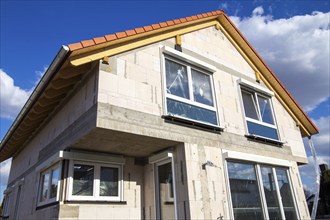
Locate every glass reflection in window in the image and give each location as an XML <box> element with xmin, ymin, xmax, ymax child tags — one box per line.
<box><xmin>73</xmin><ymin>164</ymin><xmax>94</xmax><ymax>196</ymax></box>
<box><xmin>227</xmin><ymin>162</ymin><xmax>264</xmax><ymax>220</ymax></box>
<box><xmin>165</xmin><ymin>59</ymin><xmax>189</xmax><ymax>99</ymax></box>
<box><xmin>100</xmin><ymin>167</ymin><xmax>119</xmax><ymax>197</ymax></box>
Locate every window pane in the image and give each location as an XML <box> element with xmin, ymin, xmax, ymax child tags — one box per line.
<box><xmin>167</xmin><ymin>98</ymin><xmax>217</xmax><ymax>125</ymax></box>
<box><xmin>227</xmin><ymin>162</ymin><xmax>264</xmax><ymax>220</ymax></box>
<box><xmin>40</xmin><ymin>173</ymin><xmax>50</xmax><ymax>202</ymax></box>
<box><xmin>242</xmin><ymin>91</ymin><xmax>259</xmax><ymax>120</ymax></box>
<box><xmin>50</xmin><ymin>168</ymin><xmax>59</xmax><ymax>199</ymax></box>
<box><xmin>165</xmin><ymin>59</ymin><xmax>189</xmax><ymax>99</ymax></box>
<box><xmin>260</xmin><ymin>167</ymin><xmax>282</xmax><ymax>220</ymax></box>
<box><xmin>157</xmin><ymin>162</ymin><xmax>175</xmax><ymax>220</ymax></box>
<box><xmin>257</xmin><ymin>96</ymin><xmax>274</xmax><ymax>125</ymax></box>
<box><xmin>276</xmin><ymin>168</ymin><xmax>297</xmax><ymax>220</ymax></box>
<box><xmin>73</xmin><ymin>164</ymin><xmax>94</xmax><ymax>196</ymax></box>
<box><xmin>100</xmin><ymin>167</ymin><xmax>119</xmax><ymax>197</ymax></box>
<box><xmin>247</xmin><ymin>121</ymin><xmax>279</xmax><ymax>140</ymax></box>
<box><xmin>191</xmin><ymin>69</ymin><xmax>214</xmax><ymax>106</ymax></box>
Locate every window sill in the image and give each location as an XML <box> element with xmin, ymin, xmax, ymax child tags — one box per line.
<box><xmin>162</xmin><ymin>115</ymin><xmax>223</xmax><ymax>133</ymax></box>
<box><xmin>64</xmin><ymin>200</ymin><xmax>127</xmax><ymax>205</ymax></box>
<box><xmin>36</xmin><ymin>201</ymin><xmax>59</xmax><ymax>210</ymax></box>
<box><xmin>245</xmin><ymin>134</ymin><xmax>285</xmax><ymax>146</ymax></box>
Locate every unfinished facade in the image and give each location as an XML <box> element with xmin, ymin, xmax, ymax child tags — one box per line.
<box><xmin>0</xmin><ymin>10</ymin><xmax>318</xmax><ymax>220</ymax></box>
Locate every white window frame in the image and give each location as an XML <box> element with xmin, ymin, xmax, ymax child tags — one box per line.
<box><xmin>238</xmin><ymin>79</ymin><xmax>280</xmax><ymax>141</ymax></box>
<box><xmin>67</xmin><ymin>160</ymin><xmax>123</xmax><ymax>201</ymax></box>
<box><xmin>149</xmin><ymin>151</ymin><xmax>177</xmax><ymax>220</ymax></box>
<box><xmin>2</xmin><ymin>188</ymin><xmax>12</xmax><ymax>217</ymax></box>
<box><xmin>223</xmin><ymin>150</ymin><xmax>300</xmax><ymax>220</ymax></box>
<box><xmin>37</xmin><ymin>163</ymin><xmax>60</xmax><ymax>207</ymax></box>
<box><xmin>161</xmin><ymin>46</ymin><xmax>220</xmax><ymax>127</ymax></box>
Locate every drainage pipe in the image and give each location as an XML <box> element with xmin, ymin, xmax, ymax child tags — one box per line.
<box><xmin>308</xmin><ymin>137</ymin><xmax>320</xmax><ymax>220</ymax></box>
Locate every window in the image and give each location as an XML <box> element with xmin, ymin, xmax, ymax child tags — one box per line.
<box><xmin>227</xmin><ymin>161</ymin><xmax>298</xmax><ymax>220</ymax></box>
<box><xmin>164</xmin><ymin>56</ymin><xmax>218</xmax><ymax>126</ymax></box>
<box><xmin>241</xmin><ymin>88</ymin><xmax>279</xmax><ymax>140</ymax></box>
<box><xmin>2</xmin><ymin>191</ymin><xmax>11</xmax><ymax>217</ymax></box>
<box><xmin>38</xmin><ymin>164</ymin><xmax>59</xmax><ymax>206</ymax></box>
<box><xmin>68</xmin><ymin>161</ymin><xmax>122</xmax><ymax>201</ymax></box>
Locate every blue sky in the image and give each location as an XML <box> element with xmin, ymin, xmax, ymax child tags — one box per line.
<box><xmin>0</xmin><ymin>0</ymin><xmax>329</xmax><ymax>202</ymax></box>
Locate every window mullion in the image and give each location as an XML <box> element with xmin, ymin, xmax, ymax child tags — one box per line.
<box><xmin>254</xmin><ymin>93</ymin><xmax>262</xmax><ymax>121</ymax></box>
<box><xmin>273</xmin><ymin>168</ymin><xmax>286</xmax><ymax>220</ymax></box>
<box><xmin>48</xmin><ymin>170</ymin><xmax>53</xmax><ymax>200</ymax></box>
<box><xmin>256</xmin><ymin>165</ymin><xmax>269</xmax><ymax>220</ymax></box>
<box><xmin>187</xmin><ymin>66</ymin><xmax>194</xmax><ymax>101</ymax></box>
<box><xmin>94</xmin><ymin>165</ymin><xmax>100</xmax><ymax>199</ymax></box>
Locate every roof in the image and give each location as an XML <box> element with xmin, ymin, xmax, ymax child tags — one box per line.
<box><xmin>0</xmin><ymin>10</ymin><xmax>319</xmax><ymax>162</ymax></box>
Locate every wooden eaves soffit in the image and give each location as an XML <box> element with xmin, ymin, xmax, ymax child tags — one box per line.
<box><xmin>0</xmin><ymin>10</ymin><xmax>318</xmax><ymax>162</ymax></box>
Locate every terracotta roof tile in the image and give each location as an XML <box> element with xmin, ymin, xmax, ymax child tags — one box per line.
<box><xmin>151</xmin><ymin>24</ymin><xmax>160</xmax><ymax>30</ymax></box>
<box><xmin>68</xmin><ymin>10</ymin><xmax>225</xmax><ymax>51</ymax></box>
<box><xmin>191</xmin><ymin>15</ymin><xmax>198</xmax><ymax>20</ymax></box>
<box><xmin>135</xmin><ymin>27</ymin><xmax>145</xmax><ymax>34</ymax></box>
<box><xmin>197</xmin><ymin>14</ymin><xmax>203</xmax><ymax>19</ymax></box>
<box><xmin>68</xmin><ymin>42</ymin><xmax>83</xmax><ymax>51</ymax></box>
<box><xmin>93</xmin><ymin>37</ymin><xmax>106</xmax><ymax>44</ymax></box>
<box><xmin>159</xmin><ymin>22</ymin><xmax>168</xmax><ymax>28</ymax></box>
<box><xmin>143</xmin><ymin>26</ymin><xmax>153</xmax><ymax>32</ymax></box>
<box><xmin>116</xmin><ymin>32</ymin><xmax>127</xmax><ymax>39</ymax></box>
<box><xmin>166</xmin><ymin>20</ymin><xmax>175</xmax><ymax>26</ymax></box>
<box><xmin>151</xmin><ymin>24</ymin><xmax>161</xmax><ymax>29</ymax></box>
<box><xmin>105</xmin><ymin>34</ymin><xmax>117</xmax><ymax>41</ymax></box>
<box><xmin>81</xmin><ymin>40</ymin><xmax>95</xmax><ymax>47</ymax></box>
<box><xmin>179</xmin><ymin>18</ymin><xmax>187</xmax><ymax>23</ymax></box>
<box><xmin>186</xmin><ymin>16</ymin><xmax>193</xmax><ymax>21</ymax></box>
<box><xmin>125</xmin><ymin>30</ymin><xmax>136</xmax><ymax>36</ymax></box>
<box><xmin>216</xmin><ymin>10</ymin><xmax>223</xmax><ymax>15</ymax></box>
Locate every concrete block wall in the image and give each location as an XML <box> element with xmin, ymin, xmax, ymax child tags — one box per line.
<box><xmin>273</xmin><ymin>98</ymin><xmax>306</xmax><ymax>159</ymax></box>
<box><xmin>184</xmin><ymin>143</ymin><xmax>230</xmax><ymax>220</ymax></box>
<box><xmin>290</xmin><ymin>161</ymin><xmax>311</xmax><ymax>220</ymax></box>
<box><xmin>6</xmin><ymin>67</ymin><xmax>98</xmax><ymax>220</ymax></box>
<box><xmin>97</xmin><ymin>39</ymin><xmax>176</xmax><ymax>117</ymax></box>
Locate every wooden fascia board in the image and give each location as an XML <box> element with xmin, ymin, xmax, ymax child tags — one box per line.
<box><xmin>217</xmin><ymin>14</ymin><xmax>318</xmax><ymax>137</ymax></box>
<box><xmin>68</xmin><ymin>17</ymin><xmax>219</xmax><ymax>66</ymax></box>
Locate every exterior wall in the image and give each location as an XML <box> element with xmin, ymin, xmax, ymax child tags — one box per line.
<box><xmin>95</xmin><ymin>26</ymin><xmax>309</xmax><ymax>219</ymax></box>
<box><xmin>5</xmin><ymin>66</ymin><xmax>98</xmax><ymax>220</ymax></box>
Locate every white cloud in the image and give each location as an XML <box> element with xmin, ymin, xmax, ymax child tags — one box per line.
<box><xmin>312</xmin><ymin>116</ymin><xmax>330</xmax><ymax>153</ymax></box>
<box><xmin>230</xmin><ymin>9</ymin><xmax>330</xmax><ymax>112</ymax></box>
<box><xmin>252</xmin><ymin>6</ymin><xmax>264</xmax><ymax>16</ymax></box>
<box><xmin>0</xmin><ymin>68</ymin><xmax>47</xmax><ymax>120</ymax></box>
<box><xmin>0</xmin><ymin>158</ymin><xmax>11</xmax><ymax>186</ymax></box>
<box><xmin>0</xmin><ymin>158</ymin><xmax>12</xmax><ymax>201</ymax></box>
<box><xmin>0</xmin><ymin>69</ymin><xmax>31</xmax><ymax>119</ymax></box>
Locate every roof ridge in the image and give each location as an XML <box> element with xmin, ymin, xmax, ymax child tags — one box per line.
<box><xmin>68</xmin><ymin>10</ymin><xmax>224</xmax><ymax>51</ymax></box>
